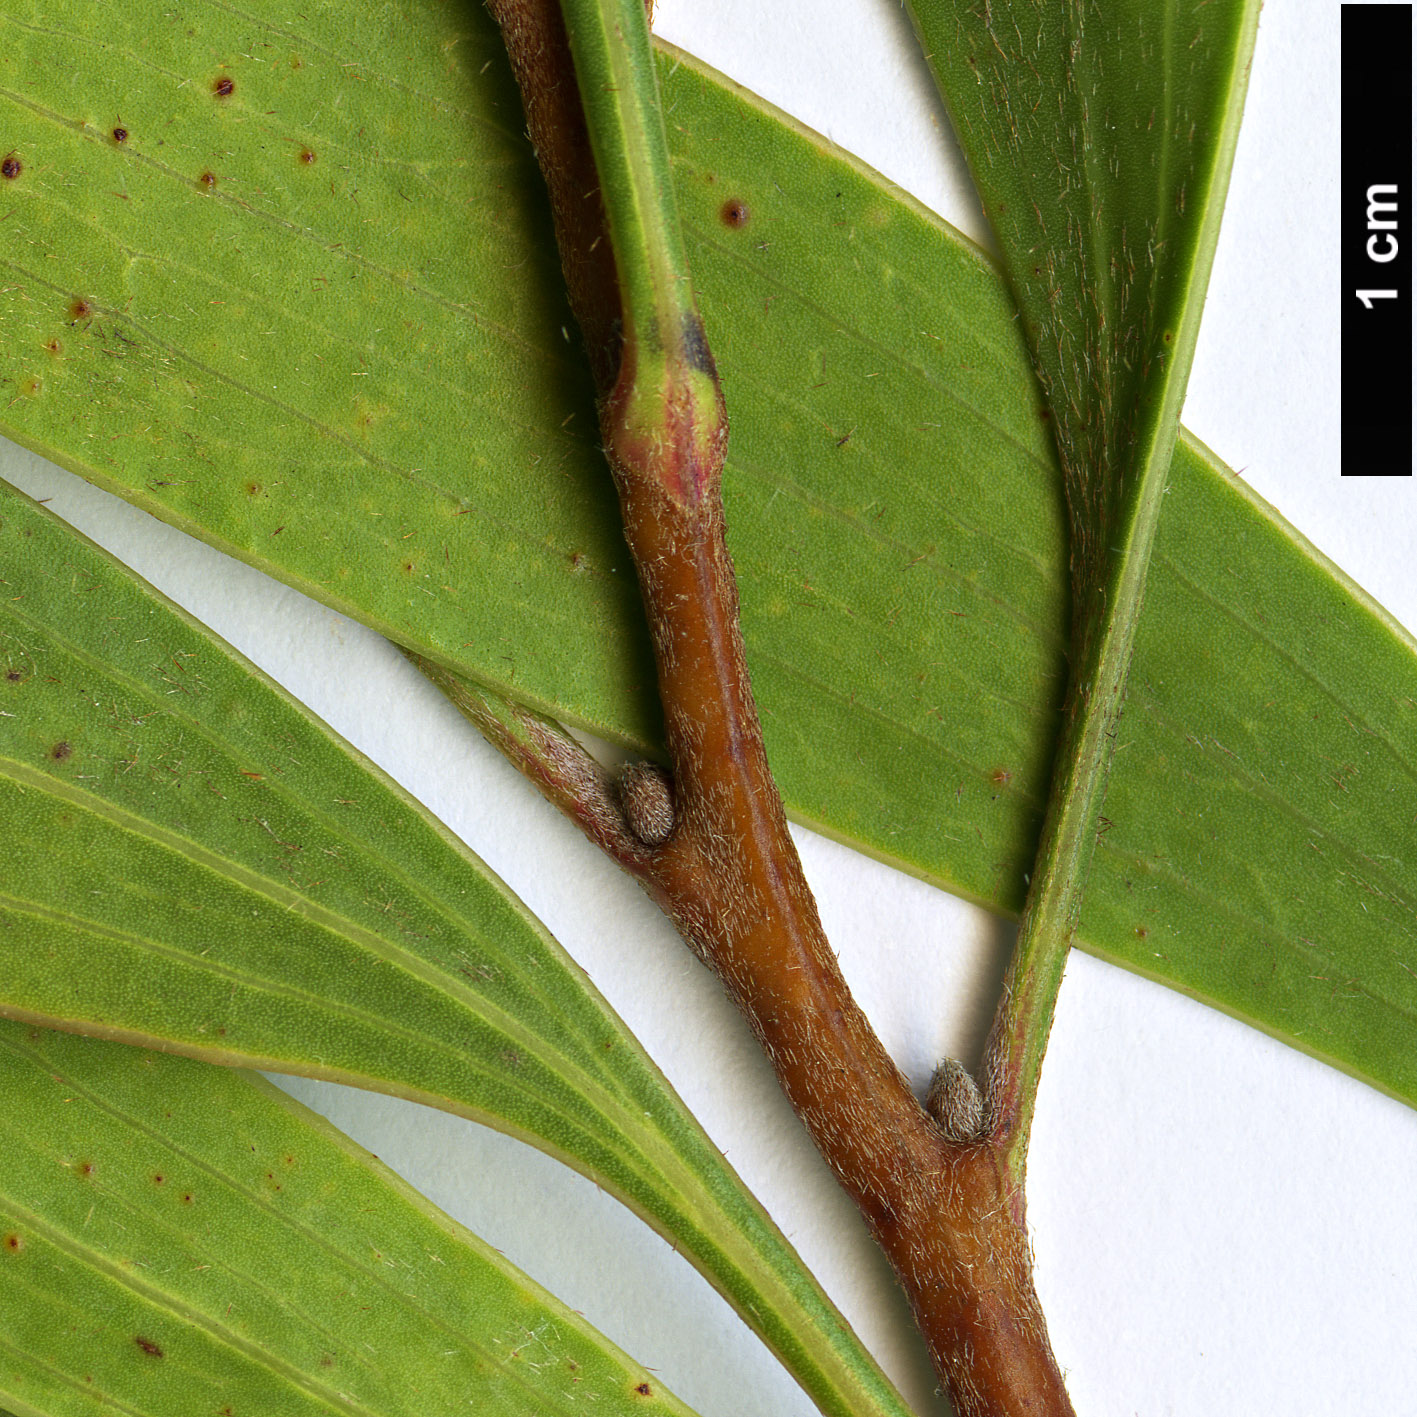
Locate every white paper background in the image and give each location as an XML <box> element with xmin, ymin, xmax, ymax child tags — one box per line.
<box><xmin>3</xmin><ymin>1</ymin><xmax>1415</xmax><ymax>1413</ymax></box>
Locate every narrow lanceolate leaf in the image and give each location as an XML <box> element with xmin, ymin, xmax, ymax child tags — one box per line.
<box><xmin>0</xmin><ymin>480</ymin><xmax>915</xmax><ymax>1417</ymax></box>
<box><xmin>0</xmin><ymin>2</ymin><xmax>1415</xmax><ymax>1110</ymax></box>
<box><xmin>901</xmin><ymin>0</ymin><xmax>1262</xmax><ymax>1152</ymax></box>
<box><xmin>0</xmin><ymin>1022</ymin><xmax>700</xmax><ymax>1417</ymax></box>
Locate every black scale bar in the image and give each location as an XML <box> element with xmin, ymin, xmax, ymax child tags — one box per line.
<box><xmin>1342</xmin><ymin>3</ymin><xmax>1413</xmax><ymax>475</ymax></box>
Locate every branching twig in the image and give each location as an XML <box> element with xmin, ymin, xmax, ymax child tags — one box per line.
<box><xmin>446</xmin><ymin>1</ymin><xmax>1079</xmax><ymax>1411</ymax></box>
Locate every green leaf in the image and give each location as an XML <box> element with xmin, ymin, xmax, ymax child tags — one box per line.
<box><xmin>896</xmin><ymin>0</ymin><xmax>1262</xmax><ymax>1153</ymax></box>
<box><xmin>904</xmin><ymin>0</ymin><xmax>1259</xmax><ymax>604</ymax></box>
<box><xmin>0</xmin><ymin>0</ymin><xmax>1414</xmax><ymax>1112</ymax></box>
<box><xmin>0</xmin><ymin>478</ymin><xmax>913</xmax><ymax>1417</ymax></box>
<box><xmin>0</xmin><ymin>1020</ymin><xmax>699</xmax><ymax>1416</ymax></box>
<box><xmin>0</xmin><ymin>0</ymin><xmax>655</xmax><ymax>734</ymax></box>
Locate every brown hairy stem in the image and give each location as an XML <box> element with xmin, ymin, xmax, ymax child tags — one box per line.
<box><xmin>603</xmin><ymin>474</ymin><xmax>1073</xmax><ymax>1416</ymax></box>
<box><xmin>475</xmin><ymin>2</ymin><xmax>1076</xmax><ymax>1411</ymax></box>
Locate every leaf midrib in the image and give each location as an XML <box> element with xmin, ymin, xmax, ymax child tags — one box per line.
<box><xmin>0</xmin><ymin>1327</ymin><xmax>152</xmax><ymax>1417</ymax></box>
<box><xmin>0</xmin><ymin>1201</ymin><xmax>382</xmax><ymax>1417</ymax></box>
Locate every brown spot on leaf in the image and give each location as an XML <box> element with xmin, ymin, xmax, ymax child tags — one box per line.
<box><xmin>68</xmin><ymin>298</ymin><xmax>92</xmax><ymax>324</ymax></box>
<box><xmin>634</xmin><ymin>1383</ymin><xmax>652</xmax><ymax>1397</ymax></box>
<box><xmin>50</xmin><ymin>741</ymin><xmax>73</xmax><ymax>762</ymax></box>
<box><xmin>5</xmin><ymin>670</ymin><xmax>21</xmax><ymax>683</ymax></box>
<box><xmin>1</xmin><ymin>153</ymin><xmax>21</xmax><ymax>180</ymax></box>
<box><xmin>152</xmin><ymin>1172</ymin><xmax>165</xmax><ymax>1185</ymax></box>
<box><xmin>43</xmin><ymin>338</ymin><xmax>61</xmax><ymax>356</ymax></box>
<box><xmin>988</xmin><ymin>766</ymin><xmax>1012</xmax><ymax>790</ymax></box>
<box><xmin>181</xmin><ymin>1192</ymin><xmax>193</xmax><ymax>1204</ymax></box>
<box><xmin>1134</xmin><ymin>926</ymin><xmax>1149</xmax><ymax>940</ymax></box>
<box><xmin>245</xmin><ymin>481</ymin><xmax>262</xmax><ymax>497</ymax></box>
<box><xmin>213</xmin><ymin>76</ymin><xmax>236</xmax><ymax>98</ymax></box>
<box><xmin>134</xmin><ymin>1335</ymin><xmax>163</xmax><ymax>1358</ymax></box>
<box><xmin>112</xmin><ymin>127</ymin><xmax>129</xmax><ymax>145</ymax></box>
<box><xmin>719</xmin><ymin>198</ymin><xmax>749</xmax><ymax>229</ymax></box>
<box><xmin>77</xmin><ymin>1160</ymin><xmax>95</xmax><ymax>1178</ymax></box>
<box><xmin>298</xmin><ymin>148</ymin><xmax>316</xmax><ymax>165</ymax></box>
<box><xmin>198</xmin><ymin>170</ymin><xmax>217</xmax><ymax>190</ymax></box>
<box><xmin>3</xmin><ymin>1233</ymin><xmax>23</xmax><ymax>1253</ymax></box>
